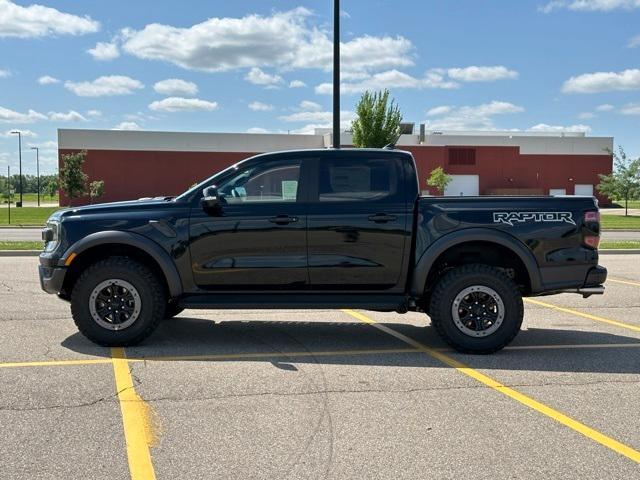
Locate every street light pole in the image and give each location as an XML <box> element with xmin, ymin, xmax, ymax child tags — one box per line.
<box><xmin>31</xmin><ymin>147</ymin><xmax>40</xmax><ymax>206</ymax></box>
<box><xmin>333</xmin><ymin>0</ymin><xmax>340</xmax><ymax>149</ymax></box>
<box><xmin>7</xmin><ymin>165</ymin><xmax>10</xmax><ymax>224</ymax></box>
<box><xmin>10</xmin><ymin>130</ymin><xmax>22</xmax><ymax>207</ymax></box>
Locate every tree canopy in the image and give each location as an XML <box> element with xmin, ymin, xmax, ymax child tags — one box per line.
<box><xmin>351</xmin><ymin>89</ymin><xmax>403</xmax><ymax>148</ymax></box>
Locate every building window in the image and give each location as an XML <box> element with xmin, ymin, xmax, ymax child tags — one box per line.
<box><xmin>448</xmin><ymin>148</ymin><xmax>476</xmax><ymax>165</ymax></box>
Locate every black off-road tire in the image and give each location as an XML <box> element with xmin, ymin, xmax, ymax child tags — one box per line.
<box><xmin>428</xmin><ymin>264</ymin><xmax>524</xmax><ymax>354</ymax></box>
<box><xmin>70</xmin><ymin>256</ymin><xmax>166</xmax><ymax>346</ymax></box>
<box><xmin>165</xmin><ymin>302</ymin><xmax>184</xmax><ymax>319</ymax></box>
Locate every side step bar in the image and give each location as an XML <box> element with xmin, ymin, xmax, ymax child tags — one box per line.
<box><xmin>180</xmin><ymin>293</ymin><xmax>409</xmax><ymax>312</ymax></box>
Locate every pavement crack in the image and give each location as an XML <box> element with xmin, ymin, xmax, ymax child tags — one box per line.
<box><xmin>141</xmin><ymin>377</ymin><xmax>640</xmax><ymax>404</ymax></box>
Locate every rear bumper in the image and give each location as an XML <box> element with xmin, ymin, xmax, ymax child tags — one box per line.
<box><xmin>584</xmin><ymin>265</ymin><xmax>607</xmax><ymax>287</ymax></box>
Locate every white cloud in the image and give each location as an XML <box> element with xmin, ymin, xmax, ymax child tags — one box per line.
<box><xmin>540</xmin><ymin>0</ymin><xmax>640</xmax><ymax>13</ymax></box>
<box><xmin>153</xmin><ymin>78</ymin><xmax>198</xmax><ymax>96</ymax></box>
<box><xmin>64</xmin><ymin>75</ymin><xmax>144</xmax><ymax>97</ymax></box>
<box><xmin>578</xmin><ymin>112</ymin><xmax>596</xmax><ymax>119</ymax></box>
<box><xmin>529</xmin><ymin>123</ymin><xmax>592</xmax><ymax>133</ymax></box>
<box><xmin>148</xmin><ymin>97</ymin><xmax>218</xmax><ymax>112</ymax></box>
<box><xmin>299</xmin><ymin>100</ymin><xmax>322</xmax><ymax>111</ymax></box>
<box><xmin>248</xmin><ymin>101</ymin><xmax>273</xmax><ymax>111</ymax></box>
<box><xmin>619</xmin><ymin>103</ymin><xmax>640</xmax><ymax>114</ymax></box>
<box><xmin>0</xmin><ymin>105</ymin><xmax>47</xmax><ymax>123</ymax></box>
<box><xmin>596</xmin><ymin>103</ymin><xmax>615</xmax><ymax>111</ymax></box>
<box><xmin>0</xmin><ymin>0</ymin><xmax>99</xmax><ymax>38</ymax></box>
<box><xmin>278</xmin><ymin>100</ymin><xmax>355</xmax><ymax>134</ymax></box>
<box><xmin>87</xmin><ymin>109</ymin><xmax>102</xmax><ymax>117</ymax></box>
<box><xmin>0</xmin><ymin>69</ymin><xmax>10</xmax><ymax>78</ymax></box>
<box><xmin>315</xmin><ymin>69</ymin><xmax>459</xmax><ymax>95</ymax></box>
<box><xmin>562</xmin><ymin>69</ymin><xmax>640</xmax><ymax>93</ymax></box>
<box><xmin>628</xmin><ymin>34</ymin><xmax>640</xmax><ymax>48</ymax></box>
<box><xmin>245</xmin><ymin>67</ymin><xmax>283</xmax><ymax>87</ymax></box>
<box><xmin>48</xmin><ymin>110</ymin><xmax>87</xmax><ymax>122</ymax></box>
<box><xmin>447</xmin><ymin>66</ymin><xmax>518</xmax><ymax>82</ymax></box>
<box><xmin>29</xmin><ymin>140</ymin><xmax>57</xmax><ymax>149</ymax></box>
<box><xmin>1</xmin><ymin>129</ymin><xmax>37</xmax><ymax>137</ymax></box>
<box><xmin>120</xmin><ymin>8</ymin><xmax>413</xmax><ymax>75</ymax></box>
<box><xmin>87</xmin><ymin>41</ymin><xmax>120</xmax><ymax>61</ymax></box>
<box><xmin>38</xmin><ymin>75</ymin><xmax>59</xmax><ymax>85</ymax></box>
<box><xmin>113</xmin><ymin>121</ymin><xmax>141</xmax><ymax>130</ymax></box>
<box><xmin>424</xmin><ymin>101</ymin><xmax>524</xmax><ymax>130</ymax></box>
<box><xmin>426</xmin><ymin>106</ymin><xmax>453</xmax><ymax>116</ymax></box>
<box><xmin>246</xmin><ymin>127</ymin><xmax>270</xmax><ymax>134</ymax></box>
<box><xmin>289</xmin><ymin>80</ymin><xmax>306</xmax><ymax>88</ymax></box>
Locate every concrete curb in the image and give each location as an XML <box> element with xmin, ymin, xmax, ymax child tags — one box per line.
<box><xmin>0</xmin><ymin>250</ymin><xmax>40</xmax><ymax>257</ymax></box>
<box><xmin>599</xmin><ymin>249</ymin><xmax>640</xmax><ymax>255</ymax></box>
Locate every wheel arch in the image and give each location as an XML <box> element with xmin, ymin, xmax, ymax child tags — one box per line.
<box><xmin>410</xmin><ymin>228</ymin><xmax>541</xmax><ymax>299</ymax></box>
<box><xmin>60</xmin><ymin>231</ymin><xmax>183</xmax><ymax>299</ymax></box>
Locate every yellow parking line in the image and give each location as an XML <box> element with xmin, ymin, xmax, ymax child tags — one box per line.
<box><xmin>524</xmin><ymin>298</ymin><xmax>640</xmax><ymax>333</ymax></box>
<box><xmin>0</xmin><ymin>358</ymin><xmax>114</xmax><ymax>368</ymax></box>
<box><xmin>342</xmin><ymin>309</ymin><xmax>640</xmax><ymax>464</ymax></box>
<box><xmin>111</xmin><ymin>347</ymin><xmax>157</xmax><ymax>480</ymax></box>
<box><xmin>608</xmin><ymin>277</ymin><xmax>640</xmax><ymax>288</ymax></box>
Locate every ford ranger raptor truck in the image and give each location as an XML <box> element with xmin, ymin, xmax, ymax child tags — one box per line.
<box><xmin>39</xmin><ymin>148</ymin><xmax>607</xmax><ymax>353</ymax></box>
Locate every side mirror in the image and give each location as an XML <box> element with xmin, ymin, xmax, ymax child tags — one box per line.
<box><xmin>201</xmin><ymin>186</ymin><xmax>220</xmax><ymax>210</ymax></box>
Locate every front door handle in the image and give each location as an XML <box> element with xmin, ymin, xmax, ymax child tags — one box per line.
<box><xmin>269</xmin><ymin>215</ymin><xmax>298</xmax><ymax>225</ymax></box>
<box><xmin>368</xmin><ymin>213</ymin><xmax>397</xmax><ymax>223</ymax></box>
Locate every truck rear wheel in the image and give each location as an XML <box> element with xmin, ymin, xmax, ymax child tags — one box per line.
<box><xmin>428</xmin><ymin>264</ymin><xmax>523</xmax><ymax>354</ymax></box>
<box><xmin>70</xmin><ymin>256</ymin><xmax>166</xmax><ymax>346</ymax></box>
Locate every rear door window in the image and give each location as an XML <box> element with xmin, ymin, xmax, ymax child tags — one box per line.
<box><xmin>318</xmin><ymin>157</ymin><xmax>399</xmax><ymax>202</ymax></box>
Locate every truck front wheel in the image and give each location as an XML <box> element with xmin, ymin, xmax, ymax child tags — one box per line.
<box><xmin>428</xmin><ymin>264</ymin><xmax>523</xmax><ymax>354</ymax></box>
<box><xmin>70</xmin><ymin>256</ymin><xmax>166</xmax><ymax>346</ymax></box>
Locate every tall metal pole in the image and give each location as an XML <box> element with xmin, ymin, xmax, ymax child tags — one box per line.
<box><xmin>10</xmin><ymin>130</ymin><xmax>22</xmax><ymax>207</ymax></box>
<box><xmin>32</xmin><ymin>147</ymin><xmax>40</xmax><ymax>206</ymax></box>
<box><xmin>7</xmin><ymin>165</ymin><xmax>10</xmax><ymax>225</ymax></box>
<box><xmin>333</xmin><ymin>0</ymin><xmax>340</xmax><ymax>149</ymax></box>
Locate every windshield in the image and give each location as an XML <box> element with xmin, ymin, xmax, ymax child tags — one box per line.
<box><xmin>174</xmin><ymin>161</ymin><xmax>243</xmax><ymax>202</ymax></box>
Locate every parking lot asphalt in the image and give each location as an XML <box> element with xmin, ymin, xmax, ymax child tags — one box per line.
<box><xmin>1</xmin><ymin>255</ymin><xmax>639</xmax><ymax>479</ymax></box>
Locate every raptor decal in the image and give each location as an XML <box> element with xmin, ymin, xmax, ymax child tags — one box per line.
<box><xmin>493</xmin><ymin>211</ymin><xmax>576</xmax><ymax>227</ymax></box>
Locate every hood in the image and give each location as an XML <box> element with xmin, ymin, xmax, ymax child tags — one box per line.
<box><xmin>59</xmin><ymin>197</ymin><xmax>176</xmax><ymax>217</ymax></box>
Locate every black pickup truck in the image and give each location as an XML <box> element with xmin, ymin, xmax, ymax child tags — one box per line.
<box><xmin>39</xmin><ymin>148</ymin><xmax>606</xmax><ymax>353</ymax></box>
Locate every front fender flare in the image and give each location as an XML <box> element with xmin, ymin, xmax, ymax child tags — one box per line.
<box><xmin>410</xmin><ymin>228</ymin><xmax>542</xmax><ymax>296</ymax></box>
<box><xmin>61</xmin><ymin>230</ymin><xmax>183</xmax><ymax>298</ymax></box>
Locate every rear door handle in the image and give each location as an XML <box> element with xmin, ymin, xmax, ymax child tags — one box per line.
<box><xmin>368</xmin><ymin>213</ymin><xmax>397</xmax><ymax>223</ymax></box>
<box><xmin>269</xmin><ymin>215</ymin><xmax>298</xmax><ymax>225</ymax></box>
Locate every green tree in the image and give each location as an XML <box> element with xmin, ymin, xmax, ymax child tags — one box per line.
<box><xmin>89</xmin><ymin>180</ymin><xmax>105</xmax><ymax>204</ymax></box>
<box><xmin>44</xmin><ymin>177</ymin><xmax>58</xmax><ymax>200</ymax></box>
<box><xmin>597</xmin><ymin>147</ymin><xmax>640</xmax><ymax>216</ymax></box>
<box><xmin>427</xmin><ymin>167</ymin><xmax>452</xmax><ymax>195</ymax></box>
<box><xmin>59</xmin><ymin>150</ymin><xmax>88</xmax><ymax>204</ymax></box>
<box><xmin>351</xmin><ymin>89</ymin><xmax>403</xmax><ymax>148</ymax></box>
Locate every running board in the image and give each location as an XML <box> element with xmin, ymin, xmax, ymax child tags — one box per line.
<box><xmin>180</xmin><ymin>293</ymin><xmax>408</xmax><ymax>312</ymax></box>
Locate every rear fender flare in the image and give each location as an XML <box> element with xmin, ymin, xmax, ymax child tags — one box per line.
<box><xmin>410</xmin><ymin>228</ymin><xmax>541</xmax><ymax>296</ymax></box>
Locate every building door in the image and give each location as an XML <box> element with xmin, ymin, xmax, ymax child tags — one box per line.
<box><xmin>549</xmin><ymin>188</ymin><xmax>566</xmax><ymax>196</ymax></box>
<box><xmin>574</xmin><ymin>184</ymin><xmax>594</xmax><ymax>196</ymax></box>
<box><xmin>444</xmin><ymin>175</ymin><xmax>480</xmax><ymax>196</ymax></box>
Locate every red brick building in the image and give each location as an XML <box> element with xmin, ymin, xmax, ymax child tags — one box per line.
<box><xmin>58</xmin><ymin>128</ymin><xmax>613</xmax><ymax>206</ymax></box>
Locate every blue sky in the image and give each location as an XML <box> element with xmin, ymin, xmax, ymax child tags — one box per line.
<box><xmin>1</xmin><ymin>0</ymin><xmax>639</xmax><ymax>174</ymax></box>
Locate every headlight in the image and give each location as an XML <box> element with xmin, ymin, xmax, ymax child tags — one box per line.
<box><xmin>42</xmin><ymin>219</ymin><xmax>60</xmax><ymax>252</ymax></box>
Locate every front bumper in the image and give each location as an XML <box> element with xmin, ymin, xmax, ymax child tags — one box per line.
<box><xmin>38</xmin><ymin>253</ymin><xmax>67</xmax><ymax>294</ymax></box>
